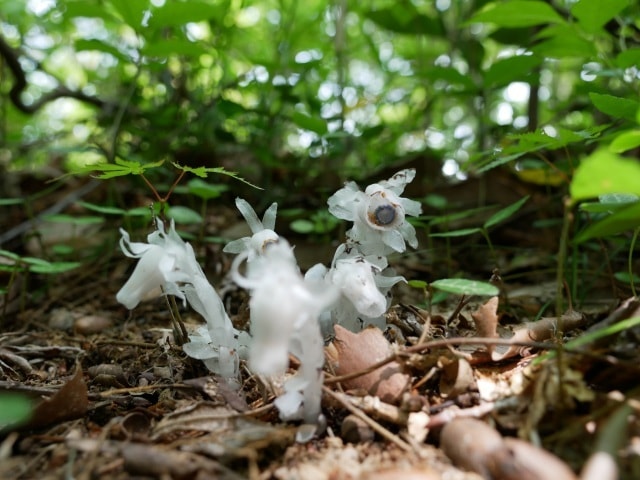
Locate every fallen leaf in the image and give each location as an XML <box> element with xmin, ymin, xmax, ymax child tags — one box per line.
<box><xmin>326</xmin><ymin>325</ymin><xmax>410</xmax><ymax>403</ymax></box>
<box><xmin>27</xmin><ymin>368</ymin><xmax>88</xmax><ymax>429</ymax></box>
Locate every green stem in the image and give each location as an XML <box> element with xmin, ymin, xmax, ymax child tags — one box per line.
<box><xmin>629</xmin><ymin>227</ymin><xmax>639</xmax><ymax>298</ymax></box>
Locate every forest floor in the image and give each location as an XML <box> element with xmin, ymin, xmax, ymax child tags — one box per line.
<box><xmin>1</xmin><ymin>170</ymin><xmax>639</xmax><ymax>480</ymax></box>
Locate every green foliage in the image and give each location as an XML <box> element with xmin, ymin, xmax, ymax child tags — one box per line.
<box><xmin>0</xmin><ymin>393</ymin><xmax>32</xmax><ymax>430</ymax></box>
<box><xmin>431</xmin><ymin>278</ymin><xmax>499</xmax><ymax>297</ymax></box>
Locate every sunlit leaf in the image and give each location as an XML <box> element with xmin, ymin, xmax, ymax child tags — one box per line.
<box><xmin>291</xmin><ymin>111</ymin><xmax>328</xmax><ymax>135</ymax></box>
<box><xmin>610</xmin><ymin>130</ymin><xmax>640</xmax><ymax>153</ymax></box>
<box><xmin>467</xmin><ymin>1</ymin><xmax>565</xmax><ymax>28</ymax></box>
<box><xmin>484</xmin><ymin>55</ymin><xmax>543</xmax><ymax>88</ymax></box>
<box><xmin>110</xmin><ymin>0</ymin><xmax>149</xmax><ymax>29</ymax></box>
<box><xmin>590</xmin><ymin>93</ymin><xmax>640</xmax><ymax>122</ymax></box>
<box><xmin>149</xmin><ymin>1</ymin><xmax>223</xmax><ymax>28</ymax></box>
<box><xmin>431</xmin><ymin>278</ymin><xmax>499</xmax><ymax>296</ymax></box>
<box><xmin>570</xmin><ymin>149</ymin><xmax>640</xmax><ymax>201</ymax></box>
<box><xmin>574</xmin><ymin>201</ymin><xmax>640</xmax><ymax>243</ymax></box>
<box><xmin>572</xmin><ymin>0</ymin><xmax>629</xmax><ymax>34</ymax></box>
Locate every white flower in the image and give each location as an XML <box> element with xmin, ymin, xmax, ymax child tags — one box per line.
<box><xmin>223</xmin><ymin>197</ymin><xmax>279</xmax><ymax>261</ymax></box>
<box><xmin>116</xmin><ymin>220</ymin><xmax>243</xmax><ymax>381</ymax></box>
<box><xmin>232</xmin><ymin>240</ymin><xmax>338</xmax><ymax>430</ymax></box>
<box><xmin>116</xmin><ymin>220</ymin><xmax>192</xmax><ymax>309</ymax></box>
<box><xmin>327</xmin><ymin>169</ymin><xmax>422</xmax><ymax>255</ymax></box>
<box><xmin>308</xmin><ymin>252</ymin><xmax>405</xmax><ymax>332</ymax></box>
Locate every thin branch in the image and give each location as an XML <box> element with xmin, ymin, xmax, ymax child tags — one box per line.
<box><xmin>0</xmin><ymin>34</ymin><xmax>105</xmax><ymax>114</ymax></box>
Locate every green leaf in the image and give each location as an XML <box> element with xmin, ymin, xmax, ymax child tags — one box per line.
<box><xmin>167</xmin><ymin>206</ymin><xmax>203</xmax><ymax>224</ymax></box>
<box><xmin>290</xmin><ymin>219</ymin><xmax>315</xmax><ymax>234</ymax></box>
<box><xmin>408</xmin><ymin>279</ymin><xmax>428</xmax><ymax>289</ymax></box>
<box><xmin>74</xmin><ymin>39</ymin><xmax>128</xmax><ymax>62</ymax></box>
<box><xmin>589</xmin><ymin>93</ymin><xmax>640</xmax><ymax>122</ymax></box>
<box><xmin>0</xmin><ymin>394</ymin><xmax>32</xmax><ymax>430</ymax></box>
<box><xmin>484</xmin><ymin>55</ymin><xmax>542</xmax><ymax>88</ymax></box>
<box><xmin>431</xmin><ymin>278</ymin><xmax>499</xmax><ymax>296</ymax></box>
<box><xmin>0</xmin><ymin>198</ymin><xmax>23</xmax><ymax>206</ymax></box>
<box><xmin>291</xmin><ymin>111</ymin><xmax>328</xmax><ymax>135</ymax></box>
<box><xmin>149</xmin><ymin>1</ymin><xmax>223</xmax><ymax>28</ymax></box>
<box><xmin>574</xmin><ymin>201</ymin><xmax>640</xmax><ymax>243</ymax></box>
<box><xmin>21</xmin><ymin>258</ymin><xmax>82</xmax><ymax>274</ymax></box>
<box><xmin>423</xmin><ymin>67</ymin><xmax>476</xmax><ymax>91</ymax></box>
<box><xmin>42</xmin><ymin>214</ymin><xmax>104</xmax><ymax>225</ymax></box>
<box><xmin>572</xmin><ymin>0</ymin><xmax>629</xmax><ymax>34</ymax></box>
<box><xmin>172</xmin><ymin>163</ymin><xmax>262</xmax><ymax>190</ymax></box>
<box><xmin>484</xmin><ymin>196</ymin><xmax>529</xmax><ymax>229</ymax></box>
<box><xmin>110</xmin><ymin>0</ymin><xmax>149</xmax><ymax>29</ymax></box>
<box><xmin>76</xmin><ymin>201</ymin><xmax>127</xmax><ymax>215</ymax></box>
<box><xmin>467</xmin><ymin>1</ymin><xmax>565</xmax><ymax>28</ymax></box>
<box><xmin>430</xmin><ymin>227</ymin><xmax>482</xmax><ymax>238</ymax></box>
<box><xmin>610</xmin><ymin>130</ymin><xmax>640</xmax><ymax>153</ymax></box>
<box><xmin>364</xmin><ymin>5</ymin><xmax>444</xmax><ymax>35</ymax></box>
<box><xmin>143</xmin><ymin>39</ymin><xmax>209</xmax><ymax>59</ymax></box>
<box><xmin>64</xmin><ymin>1</ymin><xmax>117</xmax><ymax>21</ymax></box>
<box><xmin>570</xmin><ymin>150</ymin><xmax>640</xmax><ymax>202</ymax></box>
<box><xmin>187</xmin><ymin>178</ymin><xmax>228</xmax><ymax>200</ymax></box>
<box><xmin>531</xmin><ymin>24</ymin><xmax>596</xmax><ymax>58</ymax></box>
<box><xmin>616</xmin><ymin>48</ymin><xmax>640</xmax><ymax>68</ymax></box>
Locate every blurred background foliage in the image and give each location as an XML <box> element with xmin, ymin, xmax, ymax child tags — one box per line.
<box><xmin>1</xmin><ymin>0</ymin><xmax>639</xmax><ymax>217</ymax></box>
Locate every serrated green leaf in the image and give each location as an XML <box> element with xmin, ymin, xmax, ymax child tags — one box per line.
<box><xmin>172</xmin><ymin>163</ymin><xmax>262</xmax><ymax>190</ymax></box>
<box><xmin>468</xmin><ymin>1</ymin><xmax>565</xmax><ymax>28</ymax></box>
<box><xmin>291</xmin><ymin>111</ymin><xmax>328</xmax><ymax>135</ymax></box>
<box><xmin>431</xmin><ymin>278</ymin><xmax>499</xmax><ymax>296</ymax></box>
<box><xmin>570</xmin><ymin>149</ymin><xmax>640</xmax><ymax>202</ymax></box>
<box><xmin>484</xmin><ymin>196</ymin><xmax>529</xmax><ymax>229</ymax></box>
<box><xmin>572</xmin><ymin>0</ymin><xmax>629</xmax><ymax>34</ymax></box>
<box><xmin>589</xmin><ymin>93</ymin><xmax>640</xmax><ymax>122</ymax></box>
<box><xmin>574</xmin><ymin>201</ymin><xmax>640</xmax><ymax>243</ymax></box>
<box><xmin>610</xmin><ymin>130</ymin><xmax>640</xmax><ymax>153</ymax></box>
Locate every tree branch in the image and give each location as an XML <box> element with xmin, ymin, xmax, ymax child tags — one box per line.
<box><xmin>0</xmin><ymin>34</ymin><xmax>105</xmax><ymax>114</ymax></box>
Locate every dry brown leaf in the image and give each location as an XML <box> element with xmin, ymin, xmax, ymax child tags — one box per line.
<box><xmin>492</xmin><ymin>309</ymin><xmax>585</xmax><ymax>361</ymax></box>
<box><xmin>28</xmin><ymin>367</ymin><xmax>88</xmax><ymax>429</ymax></box>
<box><xmin>438</xmin><ymin>356</ymin><xmax>476</xmax><ymax>398</ymax></box>
<box><xmin>326</xmin><ymin>325</ymin><xmax>410</xmax><ymax>404</ymax></box>
<box><xmin>471</xmin><ymin>296</ymin><xmax>500</xmax><ymax>354</ymax></box>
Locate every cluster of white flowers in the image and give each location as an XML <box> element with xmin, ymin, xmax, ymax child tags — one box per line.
<box><xmin>115</xmin><ymin>219</ymin><xmax>246</xmax><ymax>385</ymax></box>
<box><xmin>115</xmin><ymin>169</ymin><xmax>421</xmax><ymax>441</ymax></box>
<box><xmin>313</xmin><ymin>168</ymin><xmax>422</xmax><ymax>331</ymax></box>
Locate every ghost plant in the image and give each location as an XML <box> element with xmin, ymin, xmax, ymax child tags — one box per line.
<box><xmin>309</xmin><ymin>169</ymin><xmax>421</xmax><ymax>333</ymax></box>
<box><xmin>116</xmin><ymin>219</ymin><xmax>244</xmax><ymax>384</ymax></box>
<box><xmin>231</xmin><ymin>239</ymin><xmax>338</xmax><ymax>440</ymax></box>
<box><xmin>223</xmin><ymin>197</ymin><xmax>279</xmax><ymax>261</ymax></box>
<box><xmin>327</xmin><ymin>168</ymin><xmax>422</xmax><ymax>256</ymax></box>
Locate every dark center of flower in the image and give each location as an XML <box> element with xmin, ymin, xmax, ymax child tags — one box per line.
<box><xmin>372</xmin><ymin>204</ymin><xmax>396</xmax><ymax>225</ymax></box>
